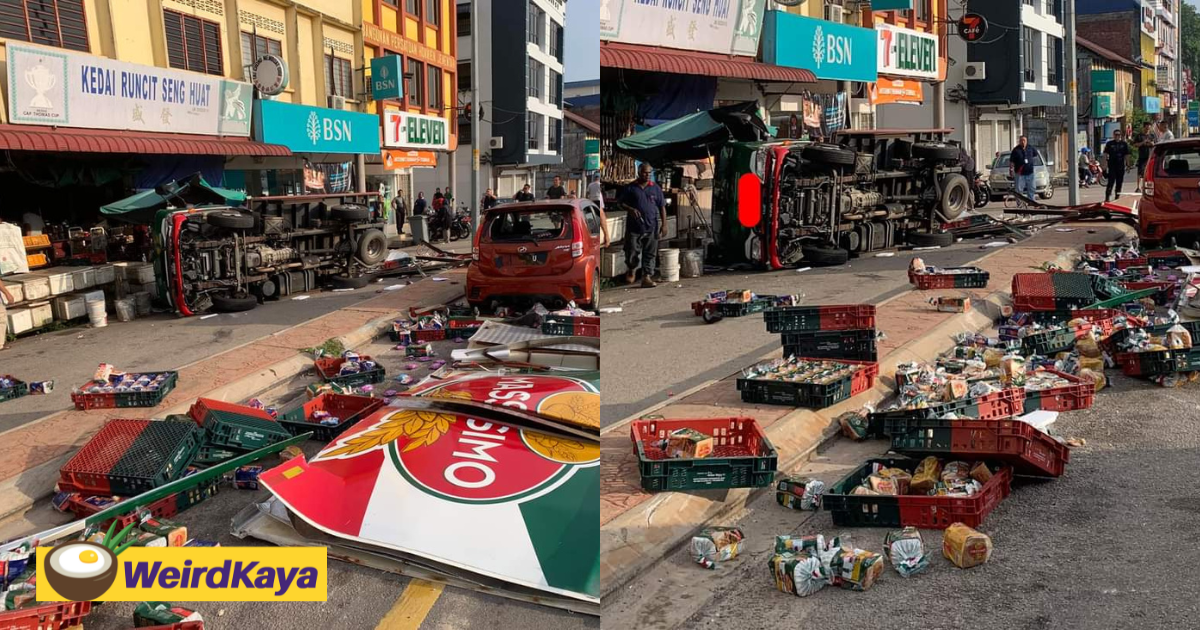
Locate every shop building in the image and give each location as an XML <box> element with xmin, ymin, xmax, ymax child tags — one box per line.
<box><xmin>1077</xmin><ymin>37</ymin><xmax>1139</xmax><ymax>151</ymax></box>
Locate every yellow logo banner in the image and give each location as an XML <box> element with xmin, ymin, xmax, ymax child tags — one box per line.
<box><xmin>36</xmin><ymin>547</ymin><xmax>327</xmax><ymax>602</ymax></box>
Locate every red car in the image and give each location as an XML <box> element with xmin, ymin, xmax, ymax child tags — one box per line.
<box><xmin>467</xmin><ymin>200</ymin><xmax>606</xmax><ymax>311</ymax></box>
<box><xmin>1140</xmin><ymin>138</ymin><xmax>1200</xmax><ymax>247</ymax></box>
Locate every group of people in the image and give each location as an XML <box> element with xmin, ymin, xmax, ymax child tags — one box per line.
<box><xmin>1080</xmin><ymin>120</ymin><xmax>1175</xmax><ymax>203</ymax></box>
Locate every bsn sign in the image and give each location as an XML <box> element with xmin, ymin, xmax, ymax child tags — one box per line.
<box><xmin>815</xmin><ymin>26</ymin><xmax>854</xmax><ymax>69</ymax></box>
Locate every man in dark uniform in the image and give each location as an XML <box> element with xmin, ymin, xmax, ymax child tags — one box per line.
<box><xmin>546</xmin><ymin>176</ymin><xmax>567</xmax><ymax>199</ymax></box>
<box><xmin>1103</xmin><ymin>129</ymin><xmax>1132</xmax><ymax>202</ymax></box>
<box><xmin>619</xmin><ymin>163</ymin><xmax>667</xmax><ymax>288</ymax></box>
<box><xmin>515</xmin><ymin>184</ymin><xmax>535</xmax><ymax>202</ymax></box>
<box><xmin>1133</xmin><ymin>122</ymin><xmax>1156</xmax><ymax>190</ymax></box>
<box><xmin>413</xmin><ymin>192</ymin><xmax>427</xmax><ymax>216</ymax></box>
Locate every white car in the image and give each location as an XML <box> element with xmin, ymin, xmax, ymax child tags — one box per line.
<box><xmin>988</xmin><ymin>151</ymin><xmax>1054</xmax><ymax>199</ymax></box>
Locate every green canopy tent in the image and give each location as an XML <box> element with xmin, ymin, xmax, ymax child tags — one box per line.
<box><xmin>100</xmin><ymin>175</ymin><xmax>246</xmax><ymax>224</ymax></box>
<box><xmin>615</xmin><ymin>102</ymin><xmax>770</xmax><ymax>165</ymax></box>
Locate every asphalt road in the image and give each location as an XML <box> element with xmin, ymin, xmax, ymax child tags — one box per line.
<box><xmin>598</xmin><ymin>186</ymin><xmax>1127</xmax><ymax>427</ymax></box>
<box><xmin>0</xmin><ymin>334</ymin><xmax>598</xmax><ymax>630</ymax></box>
<box><xmin>602</xmin><ymin>369</ymin><xmax>1200</xmax><ymax>629</ymax></box>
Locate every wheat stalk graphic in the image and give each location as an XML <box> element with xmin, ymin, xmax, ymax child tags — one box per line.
<box><xmin>306</xmin><ymin>112</ymin><xmax>320</xmax><ymax>144</ymax></box>
<box><xmin>813</xmin><ymin>26</ymin><xmax>825</xmax><ymax>69</ymax></box>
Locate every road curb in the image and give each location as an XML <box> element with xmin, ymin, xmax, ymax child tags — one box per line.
<box><xmin>599</xmin><ymin>238</ymin><xmax>1113</xmax><ymax>598</ymax></box>
<box><xmin>0</xmin><ymin>306</ymin><xmax>431</xmax><ymax>523</ymax></box>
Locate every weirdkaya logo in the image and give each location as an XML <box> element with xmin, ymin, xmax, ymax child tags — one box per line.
<box><xmin>37</xmin><ymin>545</ymin><xmax>326</xmax><ymax>602</ymax></box>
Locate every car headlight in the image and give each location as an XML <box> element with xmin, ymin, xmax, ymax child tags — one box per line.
<box><xmin>990</xmin><ymin>173</ymin><xmax>1006</xmax><ymax>182</ymax></box>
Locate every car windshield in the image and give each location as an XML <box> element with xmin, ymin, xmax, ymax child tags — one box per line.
<box><xmin>993</xmin><ymin>151</ymin><xmax>1044</xmax><ymax>169</ymax></box>
<box><xmin>1157</xmin><ymin>147</ymin><xmax>1200</xmax><ymax>177</ymax></box>
<box><xmin>484</xmin><ymin>208</ymin><xmax>573</xmax><ymax>242</ymax></box>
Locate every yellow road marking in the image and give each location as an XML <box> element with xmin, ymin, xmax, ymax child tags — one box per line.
<box><xmin>376</xmin><ymin>579</ymin><xmax>445</xmax><ymax>630</ymax></box>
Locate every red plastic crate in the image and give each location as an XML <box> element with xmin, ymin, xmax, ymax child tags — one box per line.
<box><xmin>1120</xmin><ymin>280</ymin><xmax>1178</xmax><ymax>302</ymax></box>
<box><xmin>448</xmin><ymin>319</ymin><xmax>485</xmax><ymax>329</ymax></box>
<box><xmin>0</xmin><ymin>601</ymin><xmax>92</xmax><ymax>630</ymax></box>
<box><xmin>975</xmin><ymin>388</ymin><xmax>1026</xmax><ymax>420</ymax></box>
<box><xmin>1084</xmin><ymin>243</ymin><xmax>1109</xmax><ymax>254</ymax></box>
<box><xmin>188</xmin><ymin>398</ymin><xmax>274</xmax><ymax>426</ymax></box>
<box><xmin>954</xmin><ymin>420</ymin><xmax>1070</xmax><ymax>477</ymax></box>
<box><xmin>818</xmin><ymin>305</ymin><xmax>876</xmax><ymax>330</ymax></box>
<box><xmin>630</xmin><ymin>417</ymin><xmax>777</xmax><ymax>491</ymax></box>
<box><xmin>408</xmin><ymin>329</ymin><xmax>447</xmax><ymax>342</ymax></box>
<box><xmin>1026</xmin><ymin>369</ymin><xmax>1096</xmax><ymax>412</ymax></box>
<box><xmin>1011</xmin><ymin>273</ymin><xmax>1058</xmax><ymax>311</ymax></box>
<box><xmin>1115</xmin><ymin>257</ymin><xmax>1148</xmax><ymax>269</ymax></box>
<box><xmin>70</xmin><ymin>391</ymin><xmax>116</xmax><ymax>410</ymax></box>
<box><xmin>898</xmin><ymin>466</ymin><xmax>1012</xmax><ymax>528</ymax></box>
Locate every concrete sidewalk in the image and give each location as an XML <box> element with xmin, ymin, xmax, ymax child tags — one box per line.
<box><xmin>0</xmin><ymin>267</ymin><xmax>467</xmax><ymax>520</ymax></box>
<box><xmin>599</xmin><ymin>221</ymin><xmax>1136</xmax><ymax>596</ymax></box>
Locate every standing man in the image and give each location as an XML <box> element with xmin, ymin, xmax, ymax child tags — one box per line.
<box><xmin>433</xmin><ymin>187</ymin><xmax>444</xmax><ymax>204</ymax></box>
<box><xmin>619</xmin><ymin>163</ymin><xmax>666</xmax><ymax>288</ymax></box>
<box><xmin>1103</xmin><ymin>129</ymin><xmax>1132</xmax><ymax>203</ymax></box>
<box><xmin>1008</xmin><ymin>136</ymin><xmax>1040</xmax><ymax>201</ymax></box>
<box><xmin>481</xmin><ymin>188</ymin><xmax>498</xmax><ymax>210</ymax></box>
<box><xmin>392</xmin><ymin>193</ymin><xmax>408</xmax><ymax>235</ymax></box>
<box><xmin>515</xmin><ymin>184</ymin><xmax>535</xmax><ymax>202</ymax></box>
<box><xmin>1134</xmin><ymin>122</ymin><xmax>1156</xmax><ymax>189</ymax></box>
<box><xmin>0</xmin><ymin>276</ymin><xmax>13</xmax><ymax>351</ymax></box>
<box><xmin>546</xmin><ymin>176</ymin><xmax>567</xmax><ymax>199</ymax></box>
<box><xmin>1158</xmin><ymin>120</ymin><xmax>1175</xmax><ymax>143</ymax></box>
<box><xmin>413</xmin><ymin>191</ymin><xmax>427</xmax><ymax>216</ymax></box>
<box><xmin>586</xmin><ymin>175</ymin><xmax>604</xmax><ymax>210</ymax></box>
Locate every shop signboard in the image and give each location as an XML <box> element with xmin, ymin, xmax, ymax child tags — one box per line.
<box><xmin>876</xmin><ymin>23</ymin><xmax>938</xmax><ymax>80</ymax></box>
<box><xmin>6</xmin><ymin>43</ymin><xmax>251</xmax><ymax>136</ymax></box>
<box><xmin>254</xmin><ymin>100</ymin><xmax>380</xmax><ymax>154</ymax></box>
<box><xmin>1144</xmin><ymin>96</ymin><xmax>1162</xmax><ymax>114</ymax></box>
<box><xmin>872</xmin><ymin>0</ymin><xmax>912</xmax><ymax>9</ymax></box>
<box><xmin>383</xmin><ymin>149</ymin><xmax>438</xmax><ymax>169</ymax></box>
<box><xmin>1092</xmin><ymin>94</ymin><xmax>1113</xmax><ymax>118</ymax></box>
<box><xmin>1189</xmin><ymin>109</ymin><xmax>1198</xmax><ymax>127</ymax></box>
<box><xmin>1092</xmin><ymin>69</ymin><xmax>1115</xmax><ymax>93</ymax></box>
<box><xmin>1141</xmin><ymin>0</ymin><xmax>1156</xmax><ymax>37</ymax></box>
<box><xmin>585</xmin><ymin>138</ymin><xmax>600</xmax><ymax>170</ymax></box>
<box><xmin>869</xmin><ymin>79</ymin><xmax>924</xmax><ymax>105</ymax></box>
<box><xmin>383</xmin><ymin>111</ymin><xmax>450</xmax><ymax>151</ymax></box>
<box><xmin>762</xmin><ymin>11</ymin><xmax>877</xmax><ymax>83</ymax></box>
<box><xmin>599</xmin><ymin>0</ymin><xmax>766</xmax><ymax>57</ymax></box>
<box><xmin>370</xmin><ymin>55</ymin><xmax>404</xmax><ymax>101</ymax></box>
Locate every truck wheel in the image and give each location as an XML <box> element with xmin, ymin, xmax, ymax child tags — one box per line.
<box><xmin>211</xmin><ymin>292</ymin><xmax>258</xmax><ymax>312</ymax></box>
<box><xmin>802</xmin><ymin>143</ymin><xmax>856</xmax><ymax>167</ymax></box>
<box><xmin>331</xmin><ymin>204</ymin><xmax>369</xmax><ymax>221</ymax></box>
<box><xmin>207</xmin><ymin>211</ymin><xmax>254</xmax><ymax>229</ymax></box>
<box><xmin>801</xmin><ymin>245</ymin><xmax>850</xmax><ymax>266</ymax></box>
<box><xmin>356</xmin><ymin>229</ymin><xmax>388</xmax><ymax>265</ymax></box>
<box><xmin>913</xmin><ymin>142</ymin><xmax>960</xmax><ymax>161</ymax></box>
<box><xmin>329</xmin><ymin>274</ymin><xmax>372</xmax><ymax>289</ymax></box>
<box><xmin>938</xmin><ymin>174</ymin><xmax>971</xmax><ymax>220</ymax></box>
<box><xmin>908</xmin><ymin>231</ymin><xmax>956</xmax><ymax>248</ymax></box>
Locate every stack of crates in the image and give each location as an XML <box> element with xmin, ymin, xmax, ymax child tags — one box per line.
<box><xmin>765</xmin><ymin>304</ymin><xmax>878</xmax><ymax>361</ymax></box>
<box><xmin>189</xmin><ymin>398</ymin><xmax>292</xmax><ymax>460</ymax></box>
<box><xmin>58</xmin><ymin>419</ymin><xmax>202</xmax><ymax>496</ymax></box>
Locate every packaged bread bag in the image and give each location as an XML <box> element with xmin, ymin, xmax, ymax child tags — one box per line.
<box><xmin>910</xmin><ymin>456</ymin><xmax>943</xmax><ymax>494</ymax></box>
<box><xmin>943</xmin><ymin>523</ymin><xmax>993</xmax><ymax>569</ymax></box>
<box><xmin>690</xmin><ymin>527</ymin><xmax>744</xmax><ymax>569</ymax></box>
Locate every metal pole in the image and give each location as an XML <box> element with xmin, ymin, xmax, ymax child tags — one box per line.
<box><xmin>470</xmin><ymin>0</ymin><xmax>481</xmax><ymax>229</ymax></box>
<box><xmin>1065</xmin><ymin>0</ymin><xmax>1080</xmax><ymax>205</ymax></box>
<box><xmin>1178</xmin><ymin>1</ymin><xmax>1185</xmax><ymax>137</ymax></box>
<box><xmin>934</xmin><ymin>83</ymin><xmax>945</xmax><ymax>129</ymax></box>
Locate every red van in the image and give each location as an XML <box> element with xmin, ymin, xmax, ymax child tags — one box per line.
<box><xmin>1140</xmin><ymin>139</ymin><xmax>1200</xmax><ymax>247</ymax></box>
<box><xmin>467</xmin><ymin>200</ymin><xmax>604</xmax><ymax>311</ymax></box>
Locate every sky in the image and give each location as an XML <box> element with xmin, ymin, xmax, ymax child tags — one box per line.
<box><xmin>564</xmin><ymin>0</ymin><xmax>599</xmax><ymax>83</ymax></box>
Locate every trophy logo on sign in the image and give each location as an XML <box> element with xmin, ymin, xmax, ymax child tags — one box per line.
<box><xmin>25</xmin><ymin>62</ymin><xmax>57</xmax><ymax>109</ymax></box>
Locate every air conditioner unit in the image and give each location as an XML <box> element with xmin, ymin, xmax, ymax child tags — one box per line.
<box><xmin>489</xmin><ymin>137</ymin><xmax>504</xmax><ymax>149</ymax></box>
<box><xmin>328</xmin><ymin>95</ymin><xmax>347</xmax><ymax>110</ymax></box>
<box><xmin>964</xmin><ymin>62</ymin><xmax>986</xmax><ymax>81</ymax></box>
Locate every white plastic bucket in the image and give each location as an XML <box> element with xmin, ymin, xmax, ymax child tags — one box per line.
<box><xmin>86</xmin><ymin>298</ymin><xmax>107</xmax><ymax>328</ymax></box>
<box><xmin>658</xmin><ymin>248</ymin><xmax>680</xmax><ymax>269</ymax></box>
<box><xmin>680</xmin><ymin>249</ymin><xmax>704</xmax><ymax>278</ymax></box>
<box><xmin>659</xmin><ymin>265</ymin><xmax>681</xmax><ymax>282</ymax></box>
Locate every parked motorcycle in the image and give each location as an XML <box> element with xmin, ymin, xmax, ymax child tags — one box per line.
<box><xmin>972</xmin><ymin>174</ymin><xmax>992</xmax><ymax>208</ymax></box>
<box><xmin>428</xmin><ymin>205</ymin><xmax>473</xmax><ymax>241</ymax></box>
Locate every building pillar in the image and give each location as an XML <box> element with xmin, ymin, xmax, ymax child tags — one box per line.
<box><xmin>934</xmin><ymin>82</ymin><xmax>945</xmax><ymax>129</ymax></box>
<box><xmin>147</xmin><ymin>0</ymin><xmax>168</xmax><ymax>68</ymax></box>
<box><xmin>285</xmin><ymin>7</ymin><xmax>301</xmax><ymax>98</ymax></box>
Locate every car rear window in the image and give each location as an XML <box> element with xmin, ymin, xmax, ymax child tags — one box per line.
<box><xmin>1156</xmin><ymin>147</ymin><xmax>1200</xmax><ymax>177</ymax></box>
<box><xmin>484</xmin><ymin>208</ymin><xmax>574</xmax><ymax>242</ymax></box>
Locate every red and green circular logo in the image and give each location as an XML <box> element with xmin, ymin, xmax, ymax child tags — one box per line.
<box><xmin>404</xmin><ymin>373</ymin><xmax>599</xmax><ymax>428</ymax></box>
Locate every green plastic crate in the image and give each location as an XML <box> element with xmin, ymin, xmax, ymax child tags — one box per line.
<box><xmin>203</xmin><ymin>414</ymin><xmax>293</xmax><ymax>451</ymax></box>
<box><xmin>0</xmin><ymin>377</ymin><xmax>29</xmax><ymax>403</ymax></box>
<box><xmin>631</xmin><ymin>417</ymin><xmax>777</xmax><ymax>492</ymax></box>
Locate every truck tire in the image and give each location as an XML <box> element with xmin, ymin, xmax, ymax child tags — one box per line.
<box><xmin>802</xmin><ymin>143</ymin><xmax>856</xmax><ymax>167</ymax></box>
<box><xmin>801</xmin><ymin>245</ymin><xmax>850</xmax><ymax>266</ymax></box>
<box><xmin>356</xmin><ymin>229</ymin><xmax>388</xmax><ymax>265</ymax></box>
<box><xmin>207</xmin><ymin>211</ymin><xmax>254</xmax><ymax>229</ymax></box>
<box><xmin>331</xmin><ymin>204</ymin><xmax>369</xmax><ymax>221</ymax></box>
<box><xmin>211</xmin><ymin>292</ymin><xmax>258</xmax><ymax>312</ymax></box>
<box><xmin>938</xmin><ymin>174</ymin><xmax>971</xmax><ymax>220</ymax></box>
<box><xmin>908</xmin><ymin>230</ymin><xmax>955</xmax><ymax>248</ymax></box>
<box><xmin>913</xmin><ymin>142</ymin><xmax>960</xmax><ymax>161</ymax></box>
<box><xmin>329</xmin><ymin>274</ymin><xmax>372</xmax><ymax>290</ymax></box>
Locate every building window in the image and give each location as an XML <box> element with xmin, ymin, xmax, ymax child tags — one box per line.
<box><xmin>550</xmin><ymin>24</ymin><xmax>562</xmax><ymax>59</ymax></box>
<box><xmin>528</xmin><ymin>2</ymin><xmax>544</xmax><ymax>49</ymax></box>
<box><xmin>407</xmin><ymin>58</ymin><xmax>425</xmax><ymax>108</ymax></box>
<box><xmin>550</xmin><ymin>69</ymin><xmax>561</xmax><ymax>106</ymax></box>
<box><xmin>0</xmin><ymin>0</ymin><xmax>90</xmax><ymax>52</ymax></box>
<box><xmin>528</xmin><ymin>58</ymin><xmax>544</xmax><ymax>99</ymax></box>
<box><xmin>406</xmin><ymin>0</ymin><xmax>418</xmax><ymax>16</ymax></box>
<box><xmin>324</xmin><ymin>55</ymin><xmax>352</xmax><ymax>98</ymax></box>
<box><xmin>427</xmin><ymin>65</ymin><xmax>442</xmax><ymax>110</ymax></box>
<box><xmin>547</xmin><ymin>119</ymin><xmax>560</xmax><ymax>153</ymax></box>
<box><xmin>1023</xmin><ymin>27</ymin><xmax>1036</xmax><ymax>84</ymax></box>
<box><xmin>458</xmin><ymin>60</ymin><xmax>471</xmax><ymax>91</ymax></box>
<box><xmin>383</xmin><ymin>0</ymin><xmax>397</xmax><ymax>6</ymax></box>
<box><xmin>1046</xmin><ymin>36</ymin><xmax>1059</xmax><ymax>88</ymax></box>
<box><xmin>426</xmin><ymin>0</ymin><xmax>439</xmax><ymax>26</ymax></box>
<box><xmin>457</xmin><ymin>3</ymin><xmax>470</xmax><ymax>36</ymax></box>
<box><xmin>241</xmin><ymin>32</ymin><xmax>282</xmax><ymax>72</ymax></box>
<box><xmin>164</xmin><ymin>10</ymin><xmax>224</xmax><ymax>76</ymax></box>
<box><xmin>915</xmin><ymin>0</ymin><xmax>928</xmax><ymax>22</ymax></box>
<box><xmin>528</xmin><ymin>113</ymin><xmax>541</xmax><ymax>150</ymax></box>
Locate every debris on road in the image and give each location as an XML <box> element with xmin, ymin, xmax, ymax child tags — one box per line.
<box><xmin>883</xmin><ymin>527</ymin><xmax>929</xmax><ymax>577</ymax></box>
<box><xmin>691</xmin><ymin>527</ymin><xmax>745</xmax><ymax>569</ymax></box>
<box><xmin>943</xmin><ymin>523</ymin><xmax>993</xmax><ymax>569</ymax></box>
<box><xmin>775</xmin><ymin>475</ymin><xmax>824</xmax><ymax>511</ymax></box>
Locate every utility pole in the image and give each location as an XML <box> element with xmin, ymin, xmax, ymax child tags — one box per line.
<box><xmin>1065</xmin><ymin>0</ymin><xmax>1080</xmax><ymax>205</ymax></box>
<box><xmin>470</xmin><ymin>0</ymin><xmax>481</xmax><ymax>230</ymax></box>
<box><xmin>1178</xmin><ymin>0</ymin><xmax>1185</xmax><ymax>137</ymax></box>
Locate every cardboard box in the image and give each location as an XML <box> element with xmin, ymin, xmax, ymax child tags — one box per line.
<box><xmin>52</xmin><ymin>295</ymin><xmax>87</xmax><ymax>320</ymax></box>
<box><xmin>665</xmin><ymin>428</ymin><xmax>714</xmax><ymax>459</ymax></box>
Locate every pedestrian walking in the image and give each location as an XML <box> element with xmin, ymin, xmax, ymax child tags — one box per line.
<box><xmin>392</xmin><ymin>194</ymin><xmax>408</xmax><ymax>235</ymax></box>
<box><xmin>0</xmin><ymin>276</ymin><xmax>13</xmax><ymax>350</ymax></box>
<box><xmin>1134</xmin><ymin>122</ymin><xmax>1156</xmax><ymax>189</ymax></box>
<box><xmin>1103</xmin><ymin>129</ymin><xmax>1132</xmax><ymax>202</ymax></box>
<box><xmin>586</xmin><ymin>176</ymin><xmax>604</xmax><ymax>210</ymax></box>
<box><xmin>515</xmin><ymin>184</ymin><xmax>535</xmax><ymax>202</ymax></box>
<box><xmin>619</xmin><ymin>163</ymin><xmax>666</xmax><ymax>288</ymax></box>
<box><xmin>481</xmin><ymin>188</ymin><xmax>498</xmax><ymax>210</ymax></box>
<box><xmin>546</xmin><ymin>176</ymin><xmax>567</xmax><ymax>200</ymax></box>
<box><xmin>1078</xmin><ymin>148</ymin><xmax>1093</xmax><ymax>187</ymax></box>
<box><xmin>1008</xmin><ymin>136</ymin><xmax>1040</xmax><ymax>201</ymax></box>
<box><xmin>413</xmin><ymin>191</ymin><xmax>427</xmax><ymax>216</ymax></box>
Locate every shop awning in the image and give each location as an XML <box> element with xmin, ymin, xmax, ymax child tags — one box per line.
<box><xmin>101</xmin><ymin>175</ymin><xmax>246</xmax><ymax>223</ymax></box>
<box><xmin>616</xmin><ymin>102</ymin><xmax>770</xmax><ymax>164</ymax></box>
<box><xmin>601</xmin><ymin>42</ymin><xmax>817</xmax><ymax>83</ymax></box>
<box><xmin>0</xmin><ymin>124</ymin><xmax>291</xmax><ymax>156</ymax></box>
